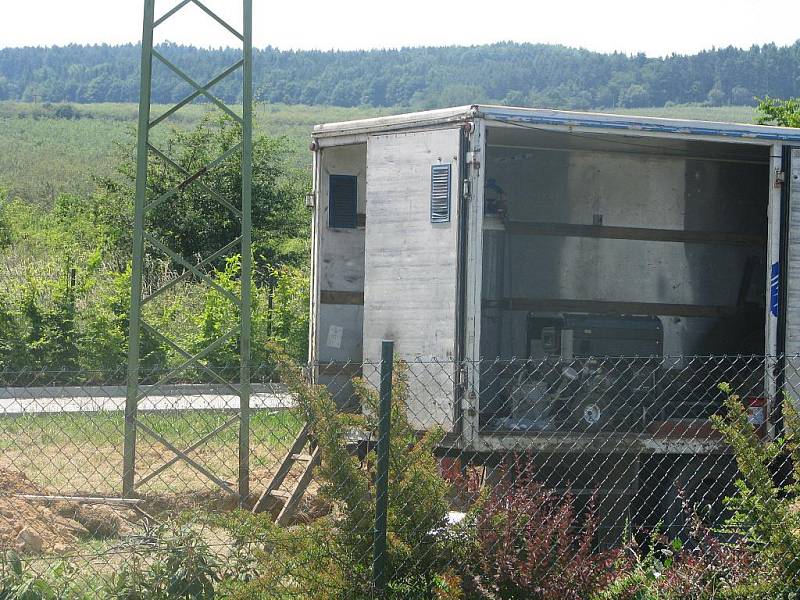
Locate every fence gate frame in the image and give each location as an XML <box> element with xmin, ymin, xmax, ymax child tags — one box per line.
<box><xmin>123</xmin><ymin>0</ymin><xmax>254</xmax><ymax>503</ymax></box>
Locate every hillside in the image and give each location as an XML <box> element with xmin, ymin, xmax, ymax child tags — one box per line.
<box><xmin>1</xmin><ymin>41</ymin><xmax>799</xmax><ymax>109</ymax></box>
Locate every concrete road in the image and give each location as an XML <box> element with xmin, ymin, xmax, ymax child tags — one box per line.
<box><xmin>0</xmin><ymin>383</ymin><xmax>295</xmax><ymax>415</ymax></box>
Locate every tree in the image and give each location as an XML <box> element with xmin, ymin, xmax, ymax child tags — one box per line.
<box><xmin>757</xmin><ymin>96</ymin><xmax>800</xmax><ymax>127</ymax></box>
<box><xmin>619</xmin><ymin>84</ymin><xmax>651</xmax><ymax>108</ymax></box>
<box><xmin>0</xmin><ymin>114</ymin><xmax>310</xmax><ymax>374</ymax></box>
<box><xmin>707</xmin><ymin>85</ymin><xmax>726</xmax><ymax>107</ymax></box>
<box><xmin>3</xmin><ymin>41</ymin><xmax>800</xmax><ymax>108</ymax></box>
<box><xmin>108</xmin><ymin>113</ymin><xmax>310</xmax><ymax>270</ymax></box>
<box><xmin>731</xmin><ymin>85</ymin><xmax>753</xmax><ymax>106</ymax></box>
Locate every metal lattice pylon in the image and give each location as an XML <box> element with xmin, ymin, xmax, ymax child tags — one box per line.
<box><xmin>123</xmin><ymin>0</ymin><xmax>254</xmax><ymax>503</ymax></box>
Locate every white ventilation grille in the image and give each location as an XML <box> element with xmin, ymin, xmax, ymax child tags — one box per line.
<box><xmin>430</xmin><ymin>164</ymin><xmax>452</xmax><ymax>223</ymax></box>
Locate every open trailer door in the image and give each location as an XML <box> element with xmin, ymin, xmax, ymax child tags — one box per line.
<box><xmin>362</xmin><ymin>127</ymin><xmax>464</xmax><ymax>432</ymax></box>
<box><xmin>780</xmin><ymin>146</ymin><xmax>800</xmax><ymax>425</ymax></box>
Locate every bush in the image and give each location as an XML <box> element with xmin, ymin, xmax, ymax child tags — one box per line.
<box><xmin>0</xmin><ymin>552</ymin><xmax>85</xmax><ymax>600</ymax></box>
<box><xmin>455</xmin><ymin>457</ymin><xmax>623</xmax><ymax>600</ymax></box>
<box><xmin>0</xmin><ymin>112</ymin><xmax>311</xmax><ymax>376</ymax></box>
<box><xmin>106</xmin><ymin>522</ymin><xmax>220</xmax><ymax>600</ymax></box>
<box><xmin>710</xmin><ymin>383</ymin><xmax>800</xmax><ymax>590</ymax></box>
<box><xmin>264</xmin><ymin>264</ymin><xmax>309</xmax><ymax>362</ymax></box>
<box><xmin>597</xmin><ymin>512</ymin><xmax>758</xmax><ymax>600</ymax></box>
<box><xmin>221</xmin><ymin>358</ymin><xmax>459</xmax><ymax>599</ymax></box>
<box><xmin>757</xmin><ymin>96</ymin><xmax>800</xmax><ymax>127</ymax></box>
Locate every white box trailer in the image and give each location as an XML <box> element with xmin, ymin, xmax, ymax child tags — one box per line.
<box><xmin>308</xmin><ymin>105</ymin><xmax>800</xmax><ymax>455</ymax></box>
<box><xmin>309</xmin><ymin>105</ymin><xmax>800</xmax><ymax>542</ymax></box>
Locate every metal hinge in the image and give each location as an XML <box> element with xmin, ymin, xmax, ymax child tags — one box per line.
<box><xmin>775</xmin><ymin>169</ymin><xmax>786</xmax><ymax>188</ymax></box>
<box><xmin>456</xmin><ymin>365</ymin><xmax>468</xmax><ymax>387</ymax></box>
<box><xmin>466</xmin><ymin>151</ymin><xmax>481</xmax><ymax>169</ymax></box>
<box><xmin>462</xmin><ymin>179</ymin><xmax>472</xmax><ymax>201</ymax></box>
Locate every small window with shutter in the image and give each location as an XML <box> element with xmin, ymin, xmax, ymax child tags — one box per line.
<box><xmin>328</xmin><ymin>174</ymin><xmax>358</xmax><ymax>229</ymax></box>
<box><xmin>430</xmin><ymin>164</ymin><xmax>451</xmax><ymax>223</ymax></box>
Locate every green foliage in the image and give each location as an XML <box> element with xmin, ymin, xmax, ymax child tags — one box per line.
<box><xmin>106</xmin><ymin>523</ymin><xmax>220</xmax><ymax>600</ymax></box>
<box><xmin>264</xmin><ymin>264</ymin><xmax>310</xmax><ymax>361</ymax></box>
<box><xmin>2</xmin><ymin>42</ymin><xmax>800</xmax><ymax>110</ymax></box>
<box><xmin>711</xmin><ymin>383</ymin><xmax>800</xmax><ymax>587</ymax></box>
<box><xmin>213</xmin><ymin>515</ymin><xmax>350</xmax><ymax>600</ymax></box>
<box><xmin>119</xmin><ymin>113</ymin><xmax>310</xmax><ymax>267</ymax></box>
<box><xmin>0</xmin><ymin>109</ymin><xmax>310</xmax><ymax>375</ymax></box>
<box><xmin>594</xmin><ymin>521</ymin><xmax>761</xmax><ymax>600</ymax></box>
<box><xmin>225</xmin><ymin>359</ymin><xmax>456</xmax><ymax>599</ymax></box>
<box><xmin>757</xmin><ymin>96</ymin><xmax>800</xmax><ymax>127</ymax></box>
<box><xmin>0</xmin><ymin>297</ymin><xmax>23</xmax><ymax>371</ymax></box>
<box><xmin>0</xmin><ymin>552</ymin><xmax>86</xmax><ymax>600</ymax></box>
<box><xmin>191</xmin><ymin>255</ymin><xmax>245</xmax><ymax>368</ymax></box>
<box><xmin>0</xmin><ymin>192</ymin><xmax>10</xmax><ymax>249</ymax></box>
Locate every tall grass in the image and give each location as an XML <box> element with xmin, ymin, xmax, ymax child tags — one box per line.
<box><xmin>0</xmin><ymin>101</ymin><xmax>760</xmax><ymax>205</ymax></box>
<box><xmin>0</xmin><ymin>101</ymin><xmax>392</xmax><ymax>204</ymax></box>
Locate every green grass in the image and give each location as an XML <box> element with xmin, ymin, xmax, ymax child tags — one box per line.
<box><xmin>0</xmin><ymin>101</ymin><xmax>392</xmax><ymax>204</ymax></box>
<box><xmin>0</xmin><ymin>101</ymin><xmax>763</xmax><ymax>206</ymax></box>
<box><xmin>608</xmin><ymin>104</ymin><xmax>760</xmax><ymax>123</ymax></box>
<box><xmin>0</xmin><ymin>408</ymin><xmax>303</xmax><ymax>496</ymax></box>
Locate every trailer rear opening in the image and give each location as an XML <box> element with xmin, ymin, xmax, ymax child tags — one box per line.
<box><xmin>479</xmin><ymin>124</ymin><xmax>770</xmax><ymax>433</ymax></box>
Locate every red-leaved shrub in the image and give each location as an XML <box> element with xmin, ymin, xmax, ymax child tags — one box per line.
<box><xmin>464</xmin><ymin>459</ymin><xmax>625</xmax><ymax>600</ymax></box>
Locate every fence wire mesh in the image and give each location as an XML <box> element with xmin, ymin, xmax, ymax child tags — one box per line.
<box><xmin>0</xmin><ymin>355</ymin><xmax>799</xmax><ymax>598</ymax></box>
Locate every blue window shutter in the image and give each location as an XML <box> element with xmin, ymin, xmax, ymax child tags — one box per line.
<box><xmin>329</xmin><ymin>175</ymin><xmax>357</xmax><ymax>228</ymax></box>
<box><xmin>430</xmin><ymin>164</ymin><xmax>451</xmax><ymax>223</ymax></box>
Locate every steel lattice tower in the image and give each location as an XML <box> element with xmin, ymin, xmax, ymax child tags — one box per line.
<box><xmin>123</xmin><ymin>0</ymin><xmax>253</xmax><ymax>503</ymax></box>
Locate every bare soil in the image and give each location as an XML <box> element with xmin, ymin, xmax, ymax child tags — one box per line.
<box><xmin>0</xmin><ymin>468</ymin><xmax>131</xmax><ymax>555</ymax></box>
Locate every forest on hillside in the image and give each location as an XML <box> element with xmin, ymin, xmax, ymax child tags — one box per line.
<box><xmin>1</xmin><ymin>41</ymin><xmax>799</xmax><ymax>109</ymax></box>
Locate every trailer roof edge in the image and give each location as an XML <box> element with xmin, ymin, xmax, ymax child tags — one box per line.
<box><xmin>312</xmin><ymin>104</ymin><xmax>800</xmax><ymax>144</ymax></box>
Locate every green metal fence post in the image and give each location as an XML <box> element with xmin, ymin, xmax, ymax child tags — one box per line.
<box><xmin>373</xmin><ymin>340</ymin><xmax>394</xmax><ymax>595</ymax></box>
<box><xmin>123</xmin><ymin>0</ymin><xmax>156</xmax><ymax>499</ymax></box>
<box><xmin>238</xmin><ymin>0</ymin><xmax>254</xmax><ymax>506</ymax></box>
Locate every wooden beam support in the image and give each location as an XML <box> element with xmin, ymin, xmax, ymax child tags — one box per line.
<box><xmin>320</xmin><ymin>290</ymin><xmax>365</xmax><ymax>305</ymax></box>
<box><xmin>316</xmin><ymin>362</ymin><xmax>363</xmax><ymax>377</ymax></box>
<box><xmin>484</xmin><ymin>298</ymin><xmax>739</xmax><ymax>319</ymax></box>
<box><xmin>505</xmin><ymin>221</ymin><xmax>765</xmax><ymax>247</ymax></box>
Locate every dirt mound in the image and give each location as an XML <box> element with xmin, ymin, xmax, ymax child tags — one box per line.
<box><xmin>0</xmin><ymin>468</ymin><xmax>40</xmax><ymax>495</ymax></box>
<box><xmin>0</xmin><ymin>497</ymin><xmax>88</xmax><ymax>553</ymax></box>
<box><xmin>0</xmin><ymin>468</ymin><xmax>124</xmax><ymax>554</ymax></box>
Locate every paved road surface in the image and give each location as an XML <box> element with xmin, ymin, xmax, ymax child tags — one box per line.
<box><xmin>0</xmin><ymin>384</ymin><xmax>295</xmax><ymax>415</ymax></box>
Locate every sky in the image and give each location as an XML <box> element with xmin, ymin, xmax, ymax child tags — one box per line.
<box><xmin>0</xmin><ymin>0</ymin><xmax>798</xmax><ymax>57</ymax></box>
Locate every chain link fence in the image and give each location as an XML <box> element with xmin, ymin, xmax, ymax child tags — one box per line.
<box><xmin>1</xmin><ymin>355</ymin><xmax>798</xmax><ymax>598</ymax></box>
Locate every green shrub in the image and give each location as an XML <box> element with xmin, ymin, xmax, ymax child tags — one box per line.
<box><xmin>757</xmin><ymin>96</ymin><xmax>800</xmax><ymax>127</ymax></box>
<box><xmin>0</xmin><ymin>111</ymin><xmax>310</xmax><ymax>376</ymax></box>
<box><xmin>263</xmin><ymin>264</ymin><xmax>309</xmax><ymax>362</ymax></box>
<box><xmin>105</xmin><ymin>522</ymin><xmax>220</xmax><ymax>600</ymax></box>
<box><xmin>0</xmin><ymin>552</ymin><xmax>86</xmax><ymax>600</ymax></box>
<box><xmin>0</xmin><ymin>297</ymin><xmax>24</xmax><ymax>371</ymax></box>
<box><xmin>711</xmin><ymin>383</ymin><xmax>800</xmax><ymax>587</ymax></box>
<box><xmin>594</xmin><ymin>521</ymin><xmax>760</xmax><ymax>600</ymax></box>
<box><xmin>20</xmin><ymin>269</ymin><xmax>80</xmax><ymax>373</ymax></box>
<box><xmin>220</xmin><ymin>358</ymin><xmax>458</xmax><ymax>599</ymax></box>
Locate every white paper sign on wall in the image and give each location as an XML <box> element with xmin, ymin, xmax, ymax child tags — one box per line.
<box><xmin>326</xmin><ymin>325</ymin><xmax>343</xmax><ymax>349</ymax></box>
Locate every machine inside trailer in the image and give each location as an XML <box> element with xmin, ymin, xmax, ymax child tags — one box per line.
<box><xmin>478</xmin><ymin>123</ymin><xmax>771</xmax><ymax>432</ymax></box>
